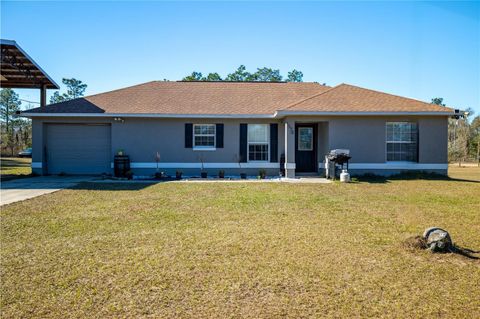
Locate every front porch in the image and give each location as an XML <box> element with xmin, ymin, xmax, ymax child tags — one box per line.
<box><xmin>282</xmin><ymin>117</ymin><xmax>449</xmax><ymax>178</ymax></box>
<box><xmin>283</xmin><ymin>119</ymin><xmax>329</xmax><ymax>178</ymax></box>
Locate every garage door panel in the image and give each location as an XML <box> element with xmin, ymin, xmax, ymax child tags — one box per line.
<box><xmin>46</xmin><ymin>124</ymin><xmax>111</xmax><ymax>174</ymax></box>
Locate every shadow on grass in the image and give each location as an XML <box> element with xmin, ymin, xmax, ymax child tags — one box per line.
<box><xmin>1</xmin><ymin>158</ymin><xmax>31</xmax><ymax>167</ymax></box>
<box><xmin>1</xmin><ymin>174</ymin><xmax>34</xmax><ymax>182</ymax></box>
<box><xmin>1</xmin><ymin>176</ymin><xmax>161</xmax><ymax>191</ymax></box>
<box><xmin>353</xmin><ymin>171</ymin><xmax>480</xmax><ymax>184</ymax></box>
<box><xmin>69</xmin><ymin>181</ymin><xmax>160</xmax><ymax>191</ymax></box>
<box><xmin>1</xmin><ymin>158</ymin><xmax>32</xmax><ymax>181</ymax></box>
<box><xmin>452</xmin><ymin>245</ymin><xmax>480</xmax><ymax>260</ymax></box>
<box><xmin>403</xmin><ymin>236</ymin><xmax>480</xmax><ymax>260</ymax></box>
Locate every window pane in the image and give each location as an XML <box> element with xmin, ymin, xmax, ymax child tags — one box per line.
<box><xmin>394</xmin><ymin>143</ymin><xmax>400</xmax><ymax>153</ymax></box>
<box><xmin>194</xmin><ymin>124</ymin><xmax>215</xmax><ymax>135</ymax></box>
<box><xmin>394</xmin><ymin>124</ymin><xmax>401</xmax><ymax>141</ymax></box>
<box><xmin>193</xmin><ymin>124</ymin><xmax>215</xmax><ymax>147</ymax></box>
<box><xmin>394</xmin><ymin>152</ymin><xmax>401</xmax><ymax>161</ymax></box>
<box><xmin>205</xmin><ymin>125</ymin><xmax>215</xmax><ymax>134</ymax></box>
<box><xmin>406</xmin><ymin>143</ymin><xmax>417</xmax><ymax>161</ymax></box>
<box><xmin>298</xmin><ymin>127</ymin><xmax>313</xmax><ymax>151</ymax></box>
<box><xmin>385</xmin><ymin>122</ymin><xmax>418</xmax><ymax>162</ymax></box>
<box><xmin>248</xmin><ymin>144</ymin><xmax>268</xmax><ymax>161</ymax></box>
<box><xmin>194</xmin><ymin>135</ymin><xmax>215</xmax><ymax>147</ymax></box>
<box><xmin>386</xmin><ymin>124</ymin><xmax>393</xmax><ymax>141</ymax></box>
<box><xmin>248</xmin><ymin>124</ymin><xmax>268</xmax><ymax>143</ymax></box>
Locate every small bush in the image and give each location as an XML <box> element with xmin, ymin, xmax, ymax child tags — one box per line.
<box><xmin>176</xmin><ymin>170</ymin><xmax>183</xmax><ymax>180</ymax></box>
<box><xmin>258</xmin><ymin>169</ymin><xmax>266</xmax><ymax>179</ymax></box>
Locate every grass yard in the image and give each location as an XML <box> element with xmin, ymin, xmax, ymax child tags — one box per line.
<box><xmin>0</xmin><ymin>157</ymin><xmax>31</xmax><ymax>180</ymax></box>
<box><xmin>448</xmin><ymin>164</ymin><xmax>480</xmax><ymax>182</ymax></box>
<box><xmin>1</xmin><ymin>168</ymin><xmax>479</xmax><ymax>318</ymax></box>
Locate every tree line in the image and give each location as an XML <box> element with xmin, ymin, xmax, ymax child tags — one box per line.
<box><xmin>0</xmin><ymin>78</ymin><xmax>87</xmax><ymax>156</ymax></box>
<box><xmin>0</xmin><ymin>89</ymin><xmax>32</xmax><ymax>156</ymax></box>
<box><xmin>431</xmin><ymin>98</ymin><xmax>480</xmax><ymax>165</ymax></box>
<box><xmin>182</xmin><ymin>65</ymin><xmax>305</xmax><ymax>82</ymax></box>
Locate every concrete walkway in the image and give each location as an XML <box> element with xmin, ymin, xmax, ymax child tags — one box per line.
<box><xmin>1</xmin><ymin>176</ymin><xmax>95</xmax><ymax>206</ymax></box>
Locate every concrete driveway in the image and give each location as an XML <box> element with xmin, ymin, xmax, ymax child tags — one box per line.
<box><xmin>1</xmin><ymin>176</ymin><xmax>95</xmax><ymax>206</ymax></box>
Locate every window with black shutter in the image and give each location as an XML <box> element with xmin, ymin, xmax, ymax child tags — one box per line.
<box><xmin>270</xmin><ymin>123</ymin><xmax>278</xmax><ymax>162</ymax></box>
<box><xmin>239</xmin><ymin>124</ymin><xmax>248</xmax><ymax>162</ymax></box>
<box><xmin>185</xmin><ymin>123</ymin><xmax>193</xmax><ymax>148</ymax></box>
<box><xmin>216</xmin><ymin>124</ymin><xmax>224</xmax><ymax>148</ymax></box>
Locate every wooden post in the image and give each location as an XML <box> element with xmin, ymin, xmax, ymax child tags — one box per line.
<box><xmin>40</xmin><ymin>84</ymin><xmax>47</xmax><ymax>107</ymax></box>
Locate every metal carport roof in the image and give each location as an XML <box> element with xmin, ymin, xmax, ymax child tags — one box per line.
<box><xmin>1</xmin><ymin>39</ymin><xmax>59</xmax><ymax>89</ymax></box>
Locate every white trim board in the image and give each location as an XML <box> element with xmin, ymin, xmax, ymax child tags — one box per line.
<box><xmin>31</xmin><ymin>162</ymin><xmax>42</xmax><ymax>168</ymax></box>
<box><xmin>33</xmin><ymin>161</ymin><xmax>446</xmax><ymax>170</ymax></box>
<box><xmin>111</xmin><ymin>162</ymin><xmax>280</xmax><ymax>169</ymax></box>
<box><xmin>318</xmin><ymin>162</ymin><xmax>448</xmax><ymax>170</ymax></box>
<box><xmin>284</xmin><ymin>163</ymin><xmax>296</xmax><ymax>169</ymax></box>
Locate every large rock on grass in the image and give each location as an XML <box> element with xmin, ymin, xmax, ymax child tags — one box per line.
<box><xmin>423</xmin><ymin>227</ymin><xmax>453</xmax><ymax>253</ymax></box>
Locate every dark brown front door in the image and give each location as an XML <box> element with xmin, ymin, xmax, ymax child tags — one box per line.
<box><xmin>295</xmin><ymin>124</ymin><xmax>317</xmax><ymax>173</ymax></box>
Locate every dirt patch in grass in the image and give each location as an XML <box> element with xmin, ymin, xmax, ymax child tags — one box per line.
<box><xmin>1</xmin><ymin>167</ymin><xmax>479</xmax><ymax>318</ymax></box>
<box><xmin>403</xmin><ymin>235</ymin><xmax>428</xmax><ymax>250</ymax></box>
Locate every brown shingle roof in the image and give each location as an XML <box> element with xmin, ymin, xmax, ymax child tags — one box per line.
<box><xmin>26</xmin><ymin>81</ymin><xmax>330</xmax><ymax>115</ymax></box>
<box><xmin>23</xmin><ymin>81</ymin><xmax>455</xmax><ymax>116</ymax></box>
<box><xmin>283</xmin><ymin>83</ymin><xmax>454</xmax><ymax>113</ymax></box>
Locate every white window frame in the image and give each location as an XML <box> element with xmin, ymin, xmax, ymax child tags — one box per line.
<box><xmin>298</xmin><ymin>127</ymin><xmax>314</xmax><ymax>151</ymax></box>
<box><xmin>247</xmin><ymin>124</ymin><xmax>270</xmax><ymax>162</ymax></box>
<box><xmin>193</xmin><ymin>124</ymin><xmax>216</xmax><ymax>151</ymax></box>
<box><xmin>385</xmin><ymin>122</ymin><xmax>418</xmax><ymax>162</ymax></box>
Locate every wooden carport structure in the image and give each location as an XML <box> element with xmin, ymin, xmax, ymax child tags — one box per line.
<box><xmin>0</xmin><ymin>39</ymin><xmax>59</xmax><ymax>107</ymax></box>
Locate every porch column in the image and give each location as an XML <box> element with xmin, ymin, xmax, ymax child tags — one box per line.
<box><xmin>284</xmin><ymin>119</ymin><xmax>296</xmax><ymax>178</ymax></box>
<box><xmin>40</xmin><ymin>84</ymin><xmax>47</xmax><ymax>107</ymax></box>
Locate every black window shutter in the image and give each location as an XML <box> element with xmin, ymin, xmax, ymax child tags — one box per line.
<box><xmin>270</xmin><ymin>123</ymin><xmax>278</xmax><ymax>162</ymax></box>
<box><xmin>416</xmin><ymin>124</ymin><xmax>419</xmax><ymax>162</ymax></box>
<box><xmin>185</xmin><ymin>123</ymin><xmax>193</xmax><ymax>148</ymax></box>
<box><xmin>239</xmin><ymin>124</ymin><xmax>248</xmax><ymax>162</ymax></box>
<box><xmin>216</xmin><ymin>124</ymin><xmax>224</xmax><ymax>148</ymax></box>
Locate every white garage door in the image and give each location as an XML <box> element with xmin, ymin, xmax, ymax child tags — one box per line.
<box><xmin>46</xmin><ymin>124</ymin><xmax>111</xmax><ymax>174</ymax></box>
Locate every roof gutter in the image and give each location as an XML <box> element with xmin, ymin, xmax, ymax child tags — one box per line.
<box><xmin>19</xmin><ymin>112</ymin><xmax>276</xmax><ymax>119</ymax></box>
<box><xmin>20</xmin><ymin>110</ymin><xmax>457</xmax><ymax>119</ymax></box>
<box><xmin>275</xmin><ymin>111</ymin><xmax>456</xmax><ymax>117</ymax></box>
<box><xmin>452</xmin><ymin>109</ymin><xmax>469</xmax><ymax>119</ymax></box>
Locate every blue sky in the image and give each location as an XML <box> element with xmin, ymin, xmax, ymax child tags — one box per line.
<box><xmin>1</xmin><ymin>1</ymin><xmax>479</xmax><ymax>114</ymax></box>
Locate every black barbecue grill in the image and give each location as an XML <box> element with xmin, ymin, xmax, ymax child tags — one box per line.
<box><xmin>325</xmin><ymin>149</ymin><xmax>351</xmax><ymax>179</ymax></box>
<box><xmin>327</xmin><ymin>149</ymin><xmax>351</xmax><ymax>170</ymax></box>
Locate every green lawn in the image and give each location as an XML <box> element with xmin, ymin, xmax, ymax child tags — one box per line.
<box><xmin>0</xmin><ymin>157</ymin><xmax>31</xmax><ymax>179</ymax></box>
<box><xmin>1</xmin><ymin>168</ymin><xmax>479</xmax><ymax>318</ymax></box>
